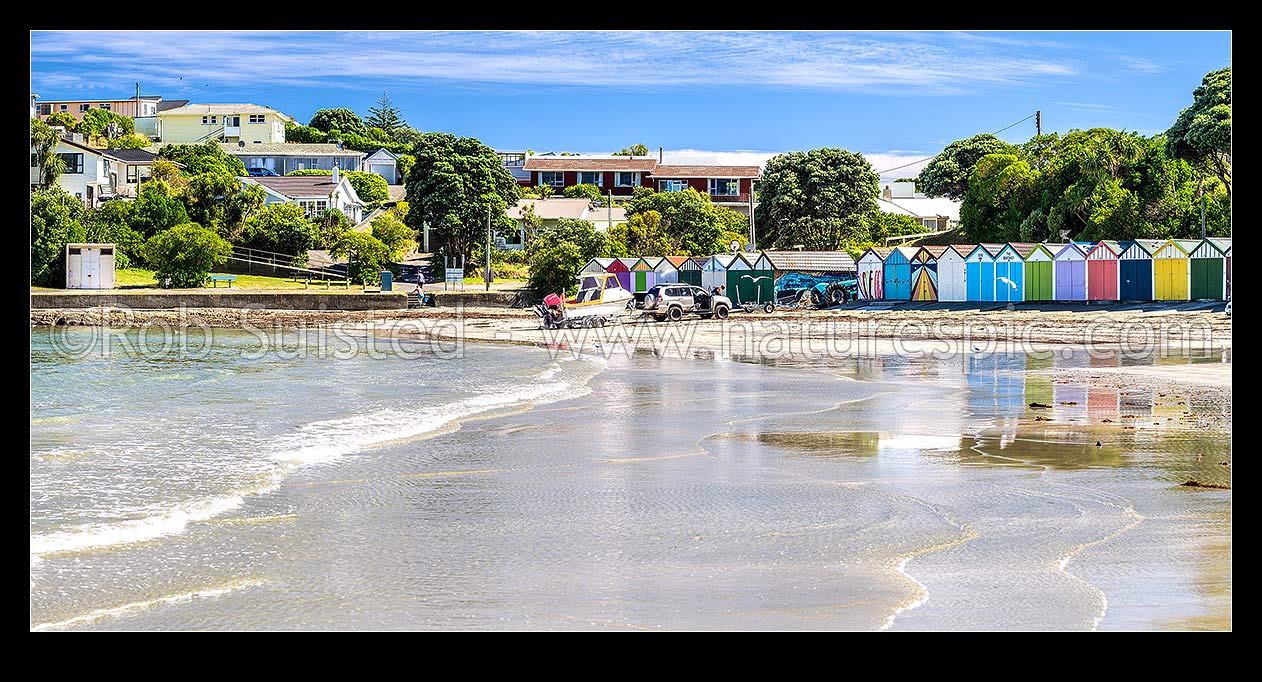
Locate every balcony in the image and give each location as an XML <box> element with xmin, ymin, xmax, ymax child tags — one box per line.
<box><xmin>710</xmin><ymin>192</ymin><xmax>751</xmax><ymax>204</ymax></box>
<box><xmin>224</xmin><ymin>125</ymin><xmax>241</xmax><ymax>138</ymax></box>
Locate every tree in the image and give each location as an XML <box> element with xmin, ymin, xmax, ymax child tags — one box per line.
<box><xmin>142</xmin><ymin>223</ymin><xmax>232</xmax><ymax>288</ymax></box>
<box><xmin>31</xmin><ymin>188</ymin><xmax>88</xmax><ymax>286</ymax></box>
<box><xmin>517</xmin><ymin>202</ymin><xmax>544</xmax><ymax>244</ymax></box>
<box><xmin>45</xmin><ymin>111</ymin><xmax>76</xmax><ymax>129</ymax></box>
<box><xmin>562</xmin><ymin>184</ymin><xmax>602</xmax><ymax>203</ymax></box>
<box><xmin>960</xmin><ymin>153</ymin><xmax>1039</xmax><ymax>243</ymax></box>
<box><xmin>87</xmin><ymin>200</ymin><xmax>142</xmax><ymax>268</ymax></box>
<box><xmin>613</xmin><ymin>144</ymin><xmax>650</xmax><ymax>156</ymax></box>
<box><xmin>917</xmin><ymin>133</ymin><xmax>1017</xmax><ymax>200</ymax></box>
<box><xmin>241</xmin><ymin>203</ymin><xmax>319</xmax><ymax>256</ymax></box>
<box><xmin>526</xmin><ymin>218</ymin><xmax>611</xmax><ymax>295</ymax></box>
<box><xmin>186</xmin><ymin>174</ymin><xmax>265</xmax><ymax>239</ymax></box>
<box><xmin>624</xmin><ymin>187</ymin><xmax>734</xmax><ymax>255</ymax></box>
<box><xmin>285</xmin><ymin>169</ymin><xmax>389</xmax><ymax>207</ymax></box>
<box><xmin>106</xmin><ymin>133</ymin><xmax>151</xmax><ymax>149</ymax></box>
<box><xmin>131</xmin><ymin>179</ymin><xmax>190</xmax><ymax>237</ymax></box>
<box><xmin>284</xmin><ymin>123</ymin><xmax>328</xmax><ymax>144</ymax></box>
<box><xmin>148</xmin><ymin>159</ymin><xmax>188</xmax><ymax>193</ymax></box>
<box><xmin>77</xmin><ymin>108</ymin><xmax>134</xmax><ymax>139</ymax></box>
<box><xmin>370</xmin><ymin>210</ymin><xmax>417</xmax><ymax>258</ymax></box>
<box><xmin>396</xmin><ymin>154</ymin><xmax>416</xmax><ymax>180</ymax></box>
<box><xmin>364</xmin><ymin>89</ymin><xmax>407</xmax><ymax>133</ymax></box>
<box><xmin>331</xmin><ymin>231</ymin><xmax>393</xmax><ymax>283</ymax></box>
<box><xmin>158</xmin><ymin>143</ymin><xmax>246</xmax><ymax>177</ymax></box>
<box><xmin>403</xmin><ymin>132</ymin><xmax>521</xmax><ymax>273</ymax></box>
<box><xmin>1165</xmin><ymin>66</ymin><xmax>1231</xmax><ymax>198</ymax></box>
<box><xmin>754</xmin><ymin>148</ymin><xmax>879</xmax><ymax>250</ymax></box>
<box><xmin>315</xmin><ymin>208</ymin><xmax>352</xmax><ymax>248</ymax></box>
<box><xmin>862</xmin><ymin>212</ymin><xmax>923</xmax><ymax>245</ymax></box>
<box><xmin>608</xmin><ymin>210</ymin><xmax>679</xmax><ymax>257</ymax></box>
<box><xmin>391</xmin><ymin>127</ymin><xmax>422</xmax><ymax>148</ymax></box>
<box><xmin>30</xmin><ymin>118</ymin><xmax>65</xmax><ymax>189</ymax></box>
<box><xmin>308</xmin><ymin>108</ymin><xmax>366</xmax><ymax>136</ymax></box>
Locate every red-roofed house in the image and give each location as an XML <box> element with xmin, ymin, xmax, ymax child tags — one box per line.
<box><xmin>519</xmin><ymin>155</ymin><xmax>761</xmax><ymax>214</ymax></box>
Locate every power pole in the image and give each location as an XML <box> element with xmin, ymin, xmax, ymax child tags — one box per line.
<box><xmin>1036</xmin><ymin>110</ymin><xmax>1042</xmax><ymax>137</ymax></box>
<box><xmin>485</xmin><ymin>206</ymin><xmax>492</xmax><ymax>292</ymax></box>
<box><xmin>1201</xmin><ymin>195</ymin><xmax>1207</xmax><ymax>238</ymax></box>
<box><xmin>748</xmin><ymin>188</ymin><xmax>756</xmax><ymax>251</ymax></box>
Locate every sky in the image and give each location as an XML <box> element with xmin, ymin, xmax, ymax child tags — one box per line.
<box><xmin>29</xmin><ymin>30</ymin><xmax>1230</xmax><ymax>181</ymax></box>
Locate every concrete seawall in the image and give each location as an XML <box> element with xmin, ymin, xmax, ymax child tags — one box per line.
<box><xmin>32</xmin><ymin>291</ymin><xmax>407</xmax><ymax>310</ymax></box>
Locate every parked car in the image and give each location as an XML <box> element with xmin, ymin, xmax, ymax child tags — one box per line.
<box><xmin>246</xmin><ymin>167</ymin><xmax>280</xmax><ymax>177</ymax></box>
<box><xmin>641</xmin><ymin>284</ymin><xmax>732</xmax><ymax>322</ymax></box>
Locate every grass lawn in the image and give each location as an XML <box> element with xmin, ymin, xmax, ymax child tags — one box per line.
<box><xmin>114</xmin><ymin>268</ymin><xmax>327</xmax><ymax>290</ymax></box>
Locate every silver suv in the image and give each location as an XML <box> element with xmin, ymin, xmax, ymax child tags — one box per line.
<box><xmin>642</xmin><ymin>284</ymin><xmax>733</xmax><ymax>322</ymax></box>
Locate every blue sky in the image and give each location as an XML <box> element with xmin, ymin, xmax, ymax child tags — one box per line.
<box><xmin>30</xmin><ymin>30</ymin><xmax>1230</xmax><ymax>179</ymax></box>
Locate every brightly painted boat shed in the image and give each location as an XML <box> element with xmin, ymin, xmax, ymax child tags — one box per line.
<box><xmin>992</xmin><ymin>243</ymin><xmax>1025</xmax><ymax>303</ymax></box>
<box><xmin>607</xmin><ymin>257</ymin><xmax>632</xmax><ymax>292</ymax></box>
<box><xmin>656</xmin><ymin>256</ymin><xmax>688</xmax><ymax>285</ymax></box>
<box><xmin>1188</xmin><ymin>238</ymin><xmax>1227</xmax><ymax>300</ymax></box>
<box><xmin>733</xmin><ymin>252</ymin><xmax>776</xmax><ymax>305</ymax></box>
<box><xmin>1118</xmin><ymin>239</ymin><xmax>1159</xmax><ymax>301</ymax></box>
<box><xmin>1086</xmin><ymin>240</ymin><xmax>1121</xmax><ymax>301</ymax></box>
<box><xmin>630</xmin><ymin>257</ymin><xmax>657</xmax><ymax>294</ymax></box>
<box><xmin>1053</xmin><ymin>242</ymin><xmax>1089</xmax><ymax>301</ymax></box>
<box><xmin>581</xmin><ymin>257</ymin><xmax>616</xmax><ymax>274</ymax></box>
<box><xmin>964</xmin><ymin>244</ymin><xmax>997</xmax><ymax>302</ymax></box>
<box><xmin>936</xmin><ymin>245</ymin><xmax>970</xmax><ymax>302</ymax></box>
<box><xmin>882</xmin><ymin>246</ymin><xmax>917</xmax><ymax>301</ymax></box>
<box><xmin>910</xmin><ymin>246</ymin><xmax>942</xmax><ymax>301</ymax></box>
<box><xmin>679</xmin><ymin>257</ymin><xmax>705</xmax><ymax>287</ymax></box>
<box><xmin>857</xmin><ymin>247</ymin><xmax>889</xmax><ymax>300</ymax></box>
<box><xmin>1209</xmin><ymin>238</ymin><xmax>1231</xmax><ymax>299</ymax></box>
<box><xmin>1018</xmin><ymin>243</ymin><xmax>1056</xmax><ymax>302</ymax></box>
<box><xmin>1152</xmin><ymin>239</ymin><xmax>1191</xmax><ymax>301</ymax></box>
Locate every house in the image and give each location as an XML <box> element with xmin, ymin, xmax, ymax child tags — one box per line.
<box><xmin>518</xmin><ymin>155</ymin><xmax>763</xmax><ymax>215</ymax></box>
<box><xmin>242</xmin><ymin>168</ymin><xmax>365</xmax><ymax>223</ymax></box>
<box><xmin>30</xmin><ymin>137</ymin><xmax>159</xmax><ymax>206</ymax></box>
<box><xmin>156</xmin><ymin>103</ymin><xmax>293</xmax><ymax>144</ymax></box>
<box><xmin>497</xmin><ymin>150</ymin><xmax>531</xmax><ymax>184</ymax></box>
<box><xmin>502</xmin><ymin>197</ymin><xmax>627</xmax><ymax>250</ymax></box>
<box><xmin>362</xmin><ymin>149</ymin><xmax>401</xmax><ymax>184</ymax></box>
<box><xmin>878</xmin><ymin>182</ymin><xmax>961</xmax><ymax>231</ymax></box>
<box><xmin>220</xmin><ymin>142</ymin><xmax>365</xmax><ymax>176</ymax></box>
<box><xmin>35</xmin><ymin>95</ymin><xmax>164</xmax><ymax>120</ymax></box>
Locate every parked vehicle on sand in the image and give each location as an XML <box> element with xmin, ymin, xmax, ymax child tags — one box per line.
<box><xmin>641</xmin><ymin>284</ymin><xmax>732</xmax><ymax>322</ymax></box>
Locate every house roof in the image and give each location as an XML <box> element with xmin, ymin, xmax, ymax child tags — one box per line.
<box><xmin>763</xmin><ymin>251</ymin><xmax>857</xmax><ymax>272</ymax></box>
<box><xmin>244</xmin><ymin>176</ymin><xmax>357</xmax><ymax>201</ymax></box>
<box><xmin>221</xmin><ymin>143</ymin><xmax>364</xmax><ymax>157</ymax></box>
<box><xmin>878</xmin><ymin>196</ymin><xmax>962</xmax><ymax>221</ymax></box>
<box><xmin>156</xmin><ymin>99</ymin><xmax>190</xmax><ymax>112</ymax></box>
<box><xmin>101</xmin><ymin>148</ymin><xmax>158</xmax><ymax>163</ymax></box>
<box><xmin>364</xmin><ymin>148</ymin><xmax>400</xmax><ymax>161</ymax></box>
<box><xmin>664</xmin><ymin>256</ymin><xmax>692</xmax><ymax>268</ymax></box>
<box><xmin>523</xmin><ymin>157</ymin><xmax>658</xmax><ymax>172</ymax></box>
<box><xmin>652</xmin><ymin>165</ymin><xmax>760</xmax><ymax>178</ymax></box>
<box><xmin>158</xmin><ymin>103</ymin><xmax>294</xmax><ymax>122</ymax></box>
<box><xmin>920</xmin><ymin>245</ymin><xmax>950</xmax><ymax>258</ymax></box>
<box><xmin>387</xmin><ymin>185</ymin><xmax>407</xmax><ymax>202</ymax></box>
<box><xmin>507</xmin><ymin>198</ymin><xmax>593</xmax><ymax>221</ymax></box>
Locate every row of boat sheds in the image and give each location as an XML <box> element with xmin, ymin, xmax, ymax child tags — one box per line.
<box><xmin>580</xmin><ymin>237</ymin><xmax>1231</xmax><ymax>306</ymax></box>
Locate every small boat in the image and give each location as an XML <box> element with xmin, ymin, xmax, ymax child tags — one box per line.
<box><xmin>535</xmin><ymin>273</ymin><xmax>635</xmax><ymax>328</ymax></box>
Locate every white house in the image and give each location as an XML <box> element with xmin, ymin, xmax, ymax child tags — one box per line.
<box><xmin>363</xmin><ymin>148</ymin><xmax>400</xmax><ymax>184</ymax></box>
<box><xmin>878</xmin><ymin>181</ymin><xmax>961</xmax><ymax>231</ymax></box>
<box><xmin>502</xmin><ymin>197</ymin><xmax>627</xmax><ymax>250</ymax></box>
<box><xmin>241</xmin><ymin>168</ymin><xmax>365</xmax><ymax>223</ymax></box>
<box><xmin>219</xmin><ymin>142</ymin><xmax>365</xmax><ymax>175</ymax></box>
<box><xmin>30</xmin><ymin>137</ymin><xmax>160</xmax><ymax>206</ymax></box>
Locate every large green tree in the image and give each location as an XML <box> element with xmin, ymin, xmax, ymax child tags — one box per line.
<box><xmin>331</xmin><ymin>231</ymin><xmax>393</xmax><ymax>284</ymax></box>
<box><xmin>526</xmin><ymin>218</ymin><xmax>611</xmax><ymax>295</ymax></box>
<box><xmin>308</xmin><ymin>108</ymin><xmax>366</xmax><ymax>136</ymax></box>
<box><xmin>241</xmin><ymin>203</ymin><xmax>319</xmax><ymax>256</ymax></box>
<box><xmin>364</xmin><ymin>90</ymin><xmax>407</xmax><ymax>133</ymax></box>
<box><xmin>142</xmin><ymin>223</ymin><xmax>232</xmax><ymax>288</ymax></box>
<box><xmin>403</xmin><ymin>132</ymin><xmax>520</xmax><ymax>272</ymax></box>
<box><xmin>158</xmin><ymin>143</ymin><xmax>246</xmax><ymax>177</ymax></box>
<box><xmin>86</xmin><ymin>200</ymin><xmax>142</xmax><ymax>268</ymax></box>
<box><xmin>1165</xmin><ymin>66</ymin><xmax>1231</xmax><ymax>198</ymax></box>
<box><xmin>754</xmin><ymin>148</ymin><xmax>879</xmax><ymax>250</ymax></box>
<box><xmin>131</xmin><ymin>179</ymin><xmax>190</xmax><ymax>237</ymax></box>
<box><xmin>31</xmin><ymin>187</ymin><xmax>88</xmax><ymax>286</ymax></box>
<box><xmin>916</xmin><ymin>133</ymin><xmax>1017</xmax><ymax>200</ymax></box>
<box><xmin>77</xmin><ymin>108</ymin><xmax>134</xmax><ymax>138</ymax></box>
<box><xmin>624</xmin><ymin>187</ymin><xmax>736</xmax><ymax>255</ymax></box>
<box><xmin>185</xmin><ymin>174</ymin><xmax>265</xmax><ymax>239</ymax></box>
<box><xmin>30</xmin><ymin>117</ymin><xmax>65</xmax><ymax>189</ymax></box>
<box><xmin>608</xmin><ymin>210</ymin><xmax>679</xmax><ymax>257</ymax></box>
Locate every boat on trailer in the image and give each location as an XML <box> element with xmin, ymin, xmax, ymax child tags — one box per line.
<box><xmin>534</xmin><ymin>273</ymin><xmax>635</xmax><ymax>328</ymax></box>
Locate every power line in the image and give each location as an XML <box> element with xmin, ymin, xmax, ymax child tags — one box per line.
<box><xmin>873</xmin><ymin>112</ymin><xmax>1040</xmax><ymax>175</ymax></box>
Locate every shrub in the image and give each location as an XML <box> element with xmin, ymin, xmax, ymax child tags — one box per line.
<box><xmin>45</xmin><ymin>112</ymin><xmax>76</xmax><ymax>129</ymax></box>
<box><xmin>241</xmin><ymin>203</ymin><xmax>319</xmax><ymax>256</ymax></box>
<box><xmin>87</xmin><ymin>200</ymin><xmax>143</xmax><ymax>268</ymax></box>
<box><xmin>308</xmin><ymin>108</ymin><xmax>366</xmax><ymax>135</ymax></box>
<box><xmin>142</xmin><ymin>223</ymin><xmax>232</xmax><ymax>288</ymax></box>
<box><xmin>370</xmin><ymin>211</ymin><xmax>417</xmax><ymax>258</ymax></box>
<box><xmin>31</xmin><ymin>188</ymin><xmax>88</xmax><ymax>287</ymax></box>
<box><xmin>158</xmin><ymin>143</ymin><xmax>246</xmax><ymax>177</ymax></box>
<box><xmin>526</xmin><ymin>218</ymin><xmax>610</xmax><ymax>295</ymax></box>
<box><xmin>330</xmin><ymin>231</ymin><xmax>393</xmax><ymax>284</ymax></box>
<box><xmin>563</xmin><ymin>184</ymin><xmax>602</xmax><ymax>203</ymax></box>
<box><xmin>396</xmin><ymin>154</ymin><xmax>415</xmax><ymax>179</ymax></box>
<box><xmin>284</xmin><ymin>123</ymin><xmax>328</xmax><ymax>144</ymax></box>
<box><xmin>77</xmin><ymin>108</ymin><xmax>134</xmax><ymax>138</ymax></box>
<box><xmin>107</xmin><ymin>133</ymin><xmax>152</xmax><ymax>149</ymax></box>
<box><xmin>131</xmin><ymin>179</ymin><xmax>190</xmax><ymax>237</ymax></box>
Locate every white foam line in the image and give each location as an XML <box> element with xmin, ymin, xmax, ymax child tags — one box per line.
<box><xmin>31</xmin><ymin>579</ymin><xmax>263</xmax><ymax>631</ymax></box>
<box><xmin>1053</xmin><ymin>501</ymin><xmax>1145</xmax><ymax>631</ymax></box>
<box><xmin>880</xmin><ymin>556</ymin><xmax>930</xmax><ymax>631</ymax></box>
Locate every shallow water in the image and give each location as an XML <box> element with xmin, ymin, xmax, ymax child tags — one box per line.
<box><xmin>30</xmin><ymin>328</ymin><xmax>1231</xmax><ymax>630</ymax></box>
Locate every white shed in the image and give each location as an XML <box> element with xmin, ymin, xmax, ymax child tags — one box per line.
<box><xmin>65</xmin><ymin>243</ymin><xmax>116</xmax><ymax>289</ymax></box>
<box><xmin>363</xmin><ymin>148</ymin><xmax>400</xmax><ymax>184</ymax></box>
<box><xmin>936</xmin><ymin>244</ymin><xmax>969</xmax><ymax>302</ymax></box>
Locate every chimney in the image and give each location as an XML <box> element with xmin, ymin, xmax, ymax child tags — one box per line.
<box><xmin>332</xmin><ymin>164</ymin><xmax>340</xmax><ymax>186</ymax></box>
<box><xmin>658</xmin><ymin>146</ymin><xmax>663</xmax><ymax>163</ymax></box>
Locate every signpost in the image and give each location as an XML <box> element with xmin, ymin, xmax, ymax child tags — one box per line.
<box><xmin>444</xmin><ymin>256</ymin><xmax>465</xmax><ymax>290</ymax></box>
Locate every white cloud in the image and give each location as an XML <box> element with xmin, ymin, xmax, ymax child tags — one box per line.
<box><xmin>30</xmin><ymin>30</ymin><xmax>1082</xmax><ymax>96</ymax></box>
<box><xmin>661</xmin><ymin>149</ymin><xmax>936</xmax><ymax>183</ymax></box>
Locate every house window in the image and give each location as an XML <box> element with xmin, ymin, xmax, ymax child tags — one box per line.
<box><xmin>127</xmin><ymin>166</ymin><xmax>138</xmax><ymax>184</ymax></box>
<box><xmin>615</xmin><ymin>172</ymin><xmax>637</xmax><ymax>187</ymax></box>
<box><xmin>31</xmin><ymin>153</ymin><xmax>38</xmax><ymax>168</ymax></box>
<box><xmin>248</xmin><ymin>114</ymin><xmax>266</xmax><ymax>124</ymax></box>
<box><xmin>921</xmin><ymin>218</ymin><xmax>939</xmax><ymax>230</ymax></box>
<box><xmin>659</xmin><ymin>179</ymin><xmax>689</xmax><ymax>192</ymax></box>
<box><xmin>59</xmin><ymin>104</ymin><xmax>68</xmax><ymax>111</ymax></box>
<box><xmin>59</xmin><ymin>153</ymin><xmax>84</xmax><ymax>174</ymax></box>
<box><xmin>577</xmin><ymin>172</ymin><xmax>602</xmax><ymax>187</ymax></box>
<box><xmin>79</xmin><ymin>104</ymin><xmax>90</xmax><ymax>112</ymax></box>
<box><xmin>297</xmin><ymin>200</ymin><xmax>329</xmax><ymax>217</ymax></box>
<box><xmin>100</xmin><ymin>103</ymin><xmax>111</xmax><ymax>111</ymax></box>
<box><xmin>540</xmin><ymin>171</ymin><xmax>564</xmax><ymax>187</ymax></box>
<box><xmin>202</xmin><ymin>115</ymin><xmax>218</xmax><ymax>124</ymax></box>
<box><xmin>708</xmin><ymin>178</ymin><xmax>739</xmax><ymax>196</ymax></box>
<box><xmin>40</xmin><ymin>104</ymin><xmax>52</xmax><ymax>115</ymax></box>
